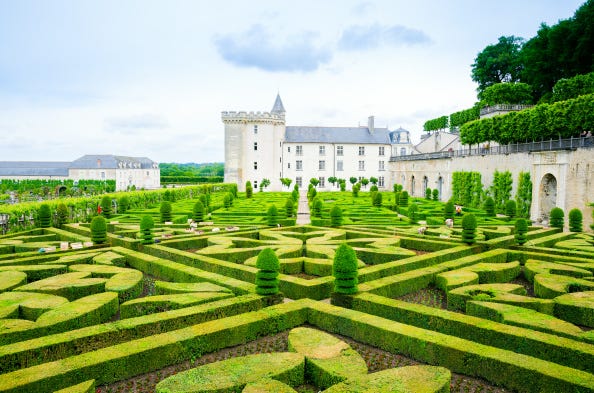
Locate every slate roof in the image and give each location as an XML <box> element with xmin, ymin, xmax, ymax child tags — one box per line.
<box><xmin>70</xmin><ymin>155</ymin><xmax>157</xmax><ymax>169</ymax></box>
<box><xmin>0</xmin><ymin>161</ymin><xmax>70</xmax><ymax>177</ymax></box>
<box><xmin>271</xmin><ymin>94</ymin><xmax>286</xmax><ymax>114</ymax></box>
<box><xmin>285</xmin><ymin>126</ymin><xmax>395</xmax><ymax>144</ymax></box>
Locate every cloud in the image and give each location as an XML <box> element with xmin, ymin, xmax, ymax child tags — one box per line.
<box><xmin>351</xmin><ymin>2</ymin><xmax>374</xmax><ymax>15</ymax></box>
<box><xmin>104</xmin><ymin>114</ymin><xmax>169</xmax><ymax>133</ymax></box>
<box><xmin>338</xmin><ymin>24</ymin><xmax>431</xmax><ymax>51</ymax></box>
<box><xmin>214</xmin><ymin>25</ymin><xmax>332</xmax><ymax>72</ymax></box>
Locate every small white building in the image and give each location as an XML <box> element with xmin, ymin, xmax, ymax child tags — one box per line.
<box><xmin>222</xmin><ymin>95</ymin><xmax>414</xmax><ymax>191</ymax></box>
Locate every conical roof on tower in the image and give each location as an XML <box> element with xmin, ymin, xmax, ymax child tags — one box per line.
<box><xmin>271</xmin><ymin>93</ymin><xmax>286</xmax><ymax>114</ymax></box>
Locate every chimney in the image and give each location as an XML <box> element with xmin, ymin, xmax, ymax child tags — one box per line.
<box><xmin>368</xmin><ymin>116</ymin><xmax>375</xmax><ymax>134</ymax></box>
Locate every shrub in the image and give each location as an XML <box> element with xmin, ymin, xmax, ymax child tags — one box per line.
<box><xmin>372</xmin><ymin>192</ymin><xmax>382</xmax><ymax>207</ymax></box>
<box><xmin>461</xmin><ymin>213</ymin><xmax>477</xmax><ymax>245</ymax></box>
<box><xmin>38</xmin><ymin>204</ymin><xmax>52</xmax><ymax>228</ymax></box>
<box><xmin>285</xmin><ymin>198</ymin><xmax>294</xmax><ymax>217</ymax></box>
<box><xmin>408</xmin><ymin>203</ymin><xmax>418</xmax><ymax>224</ymax></box>
<box><xmin>568</xmin><ymin>208</ymin><xmax>583</xmax><ymax>232</ymax></box>
<box><xmin>230</xmin><ymin>184</ymin><xmax>238</xmax><ymax>198</ymax></box>
<box><xmin>370</xmin><ymin>185</ymin><xmax>378</xmax><ymax>192</ymax></box>
<box><xmin>352</xmin><ymin>184</ymin><xmax>360</xmax><ymax>197</ymax></box>
<box><xmin>313</xmin><ymin>198</ymin><xmax>323</xmax><ymax>218</ymax></box>
<box><xmin>505</xmin><ymin>200</ymin><xmax>517</xmax><ymax>218</ymax></box>
<box><xmin>266</xmin><ymin>205</ymin><xmax>278</xmax><ymax>227</ymax></box>
<box><xmin>193</xmin><ymin>201</ymin><xmax>205</xmax><ymax>222</ymax></box>
<box><xmin>432</xmin><ymin>189</ymin><xmax>439</xmax><ymax>201</ymax></box>
<box><xmin>308</xmin><ymin>186</ymin><xmax>317</xmax><ymax>201</ymax></box>
<box><xmin>330</xmin><ymin>205</ymin><xmax>343</xmax><ymax>227</ymax></box>
<box><xmin>100</xmin><ymin>196</ymin><xmax>112</xmax><ymax>219</ymax></box>
<box><xmin>339</xmin><ymin>181</ymin><xmax>346</xmax><ymax>192</ymax></box>
<box><xmin>550</xmin><ymin>207</ymin><xmax>564</xmax><ymax>228</ymax></box>
<box><xmin>160</xmin><ymin>201</ymin><xmax>172</xmax><ymax>223</ymax></box>
<box><xmin>140</xmin><ymin>215</ymin><xmax>155</xmax><ymax>245</ymax></box>
<box><xmin>291</xmin><ymin>189</ymin><xmax>299</xmax><ymax>202</ymax></box>
<box><xmin>332</xmin><ymin>244</ymin><xmax>358</xmax><ymax>295</ymax></box>
<box><xmin>119</xmin><ymin>196</ymin><xmax>130</xmax><ymax>213</ymax></box>
<box><xmin>91</xmin><ymin>216</ymin><xmax>107</xmax><ymax>244</ymax></box>
<box><xmin>56</xmin><ymin>203</ymin><xmax>69</xmax><ymax>228</ymax></box>
<box><xmin>425</xmin><ymin>188</ymin><xmax>432</xmax><ymax>200</ymax></box>
<box><xmin>444</xmin><ymin>201</ymin><xmax>455</xmax><ymax>220</ymax></box>
<box><xmin>223</xmin><ymin>193</ymin><xmax>232</xmax><ymax>208</ymax></box>
<box><xmin>483</xmin><ymin>197</ymin><xmax>495</xmax><ymax>217</ymax></box>
<box><xmin>515</xmin><ymin>218</ymin><xmax>528</xmax><ymax>245</ymax></box>
<box><xmin>255</xmin><ymin>248</ymin><xmax>280</xmax><ymax>295</ymax></box>
<box><xmin>246</xmin><ymin>181</ymin><xmax>253</xmax><ymax>198</ymax></box>
<box><xmin>399</xmin><ymin>191</ymin><xmax>409</xmax><ymax>207</ymax></box>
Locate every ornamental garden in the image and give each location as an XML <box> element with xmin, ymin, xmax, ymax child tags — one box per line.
<box><xmin>0</xmin><ymin>183</ymin><xmax>593</xmax><ymax>393</ymax></box>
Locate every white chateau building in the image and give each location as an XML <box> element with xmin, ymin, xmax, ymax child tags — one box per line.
<box><xmin>222</xmin><ymin>95</ymin><xmax>414</xmax><ymax>191</ymax></box>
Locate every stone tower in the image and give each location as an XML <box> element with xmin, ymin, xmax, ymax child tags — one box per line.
<box><xmin>222</xmin><ymin>94</ymin><xmax>286</xmax><ymax>191</ymax></box>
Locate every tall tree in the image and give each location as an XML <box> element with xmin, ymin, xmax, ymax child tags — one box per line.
<box><xmin>471</xmin><ymin>36</ymin><xmax>524</xmax><ymax>95</ymax></box>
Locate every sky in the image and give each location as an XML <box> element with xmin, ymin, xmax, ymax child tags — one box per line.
<box><xmin>0</xmin><ymin>0</ymin><xmax>586</xmax><ymax>163</ymax></box>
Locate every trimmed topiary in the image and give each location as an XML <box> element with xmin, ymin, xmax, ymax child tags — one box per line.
<box><xmin>313</xmin><ymin>197</ymin><xmax>323</xmax><ymax>218</ymax></box>
<box><xmin>369</xmin><ymin>185</ymin><xmax>378</xmax><ymax>192</ymax></box>
<box><xmin>352</xmin><ymin>184</ymin><xmax>360</xmax><ymax>197</ymax></box>
<box><xmin>56</xmin><ymin>203</ymin><xmax>68</xmax><ymax>228</ymax></box>
<box><xmin>223</xmin><ymin>193</ymin><xmax>232</xmax><ymax>208</ymax></box>
<box><xmin>330</xmin><ymin>205</ymin><xmax>343</xmax><ymax>227</ymax></box>
<box><xmin>484</xmin><ymin>197</ymin><xmax>495</xmax><ymax>217</ymax></box>
<box><xmin>372</xmin><ymin>192</ymin><xmax>382</xmax><ymax>207</ymax></box>
<box><xmin>432</xmin><ymin>188</ymin><xmax>439</xmax><ymax>201</ymax></box>
<box><xmin>399</xmin><ymin>191</ymin><xmax>409</xmax><ymax>207</ymax></box>
<box><xmin>505</xmin><ymin>199</ymin><xmax>517</xmax><ymax>218</ymax></box>
<box><xmin>461</xmin><ymin>213</ymin><xmax>477</xmax><ymax>245</ymax></box>
<box><xmin>38</xmin><ymin>204</ymin><xmax>52</xmax><ymax>228</ymax></box>
<box><xmin>119</xmin><ymin>196</ymin><xmax>130</xmax><ymax>213</ymax></box>
<box><xmin>100</xmin><ymin>196</ymin><xmax>112</xmax><ymax>219</ymax></box>
<box><xmin>245</xmin><ymin>181</ymin><xmax>253</xmax><ymax>199</ymax></box>
<box><xmin>291</xmin><ymin>189</ymin><xmax>299</xmax><ymax>202</ymax></box>
<box><xmin>425</xmin><ymin>188</ymin><xmax>432</xmax><ymax>200</ymax></box>
<box><xmin>90</xmin><ymin>216</ymin><xmax>107</xmax><ymax>244</ymax></box>
<box><xmin>285</xmin><ymin>198</ymin><xmax>294</xmax><ymax>217</ymax></box>
<box><xmin>255</xmin><ymin>248</ymin><xmax>280</xmax><ymax>295</ymax></box>
<box><xmin>444</xmin><ymin>201</ymin><xmax>455</xmax><ymax>220</ymax></box>
<box><xmin>515</xmin><ymin>218</ymin><xmax>528</xmax><ymax>245</ymax></box>
<box><xmin>408</xmin><ymin>203</ymin><xmax>418</xmax><ymax>223</ymax></box>
<box><xmin>193</xmin><ymin>201</ymin><xmax>205</xmax><ymax>222</ymax></box>
<box><xmin>266</xmin><ymin>205</ymin><xmax>278</xmax><ymax>227</ymax></box>
<box><xmin>160</xmin><ymin>201</ymin><xmax>172</xmax><ymax>223</ymax></box>
<box><xmin>550</xmin><ymin>207</ymin><xmax>564</xmax><ymax>229</ymax></box>
<box><xmin>569</xmin><ymin>208</ymin><xmax>583</xmax><ymax>232</ymax></box>
<box><xmin>140</xmin><ymin>215</ymin><xmax>154</xmax><ymax>245</ymax></box>
<box><xmin>332</xmin><ymin>244</ymin><xmax>358</xmax><ymax>295</ymax></box>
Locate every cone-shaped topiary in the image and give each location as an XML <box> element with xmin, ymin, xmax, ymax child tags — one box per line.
<box><xmin>56</xmin><ymin>203</ymin><xmax>68</xmax><ymax>228</ymax></box>
<box><xmin>119</xmin><ymin>196</ymin><xmax>130</xmax><ymax>213</ymax></box>
<box><xmin>425</xmin><ymin>188</ymin><xmax>432</xmax><ymax>200</ymax></box>
<box><xmin>100</xmin><ymin>196</ymin><xmax>112</xmax><ymax>219</ymax></box>
<box><xmin>432</xmin><ymin>189</ymin><xmax>439</xmax><ymax>201</ymax></box>
<box><xmin>193</xmin><ymin>201</ymin><xmax>205</xmax><ymax>222</ymax></box>
<box><xmin>267</xmin><ymin>205</ymin><xmax>278</xmax><ymax>226</ymax></box>
<box><xmin>569</xmin><ymin>208</ymin><xmax>583</xmax><ymax>232</ymax></box>
<box><xmin>291</xmin><ymin>189</ymin><xmax>299</xmax><ymax>202</ymax></box>
<box><xmin>505</xmin><ymin>200</ymin><xmax>517</xmax><ymax>218</ymax></box>
<box><xmin>461</xmin><ymin>213</ymin><xmax>477</xmax><ymax>245</ymax></box>
<box><xmin>90</xmin><ymin>216</ymin><xmax>107</xmax><ymax>244</ymax></box>
<box><xmin>444</xmin><ymin>201</ymin><xmax>455</xmax><ymax>220</ymax></box>
<box><xmin>483</xmin><ymin>197</ymin><xmax>495</xmax><ymax>217</ymax></box>
<box><xmin>160</xmin><ymin>201</ymin><xmax>172</xmax><ymax>223</ymax></box>
<box><xmin>352</xmin><ymin>184</ymin><xmax>359</xmax><ymax>197</ymax></box>
<box><xmin>515</xmin><ymin>218</ymin><xmax>528</xmax><ymax>245</ymax></box>
<box><xmin>330</xmin><ymin>205</ymin><xmax>343</xmax><ymax>227</ymax></box>
<box><xmin>285</xmin><ymin>198</ymin><xmax>294</xmax><ymax>217</ymax></box>
<box><xmin>399</xmin><ymin>191</ymin><xmax>409</xmax><ymax>207</ymax></box>
<box><xmin>38</xmin><ymin>204</ymin><xmax>52</xmax><ymax>228</ymax></box>
<box><xmin>550</xmin><ymin>207</ymin><xmax>564</xmax><ymax>229</ymax></box>
<box><xmin>332</xmin><ymin>244</ymin><xmax>358</xmax><ymax>295</ymax></box>
<box><xmin>408</xmin><ymin>203</ymin><xmax>418</xmax><ymax>224</ymax></box>
<box><xmin>140</xmin><ymin>215</ymin><xmax>155</xmax><ymax>245</ymax></box>
<box><xmin>246</xmin><ymin>181</ymin><xmax>253</xmax><ymax>198</ymax></box>
<box><xmin>255</xmin><ymin>248</ymin><xmax>280</xmax><ymax>295</ymax></box>
<box><xmin>372</xmin><ymin>192</ymin><xmax>382</xmax><ymax>207</ymax></box>
<box><xmin>313</xmin><ymin>198</ymin><xmax>323</xmax><ymax>218</ymax></box>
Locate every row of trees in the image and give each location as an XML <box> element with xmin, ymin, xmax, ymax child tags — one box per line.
<box><xmin>0</xmin><ymin>179</ymin><xmax>116</xmax><ymax>200</ymax></box>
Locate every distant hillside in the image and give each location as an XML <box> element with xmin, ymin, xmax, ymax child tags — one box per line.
<box><xmin>159</xmin><ymin>162</ymin><xmax>224</xmax><ymax>184</ymax></box>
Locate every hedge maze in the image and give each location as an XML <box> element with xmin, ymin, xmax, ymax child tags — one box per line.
<box><xmin>0</xmin><ymin>189</ymin><xmax>593</xmax><ymax>392</ymax></box>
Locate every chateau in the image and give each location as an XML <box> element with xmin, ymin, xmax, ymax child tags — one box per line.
<box><xmin>0</xmin><ymin>154</ymin><xmax>160</xmax><ymax>191</ymax></box>
<box><xmin>222</xmin><ymin>94</ymin><xmax>414</xmax><ymax>191</ymax></box>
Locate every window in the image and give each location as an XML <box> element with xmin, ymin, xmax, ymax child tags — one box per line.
<box><xmin>288</xmin><ymin>146</ymin><xmax>291</xmax><ymax>153</ymax></box>
<box><xmin>254</xmin><ymin>142</ymin><xmax>258</xmax><ymax>151</ymax></box>
<box><xmin>358</xmin><ymin>146</ymin><xmax>365</xmax><ymax>156</ymax></box>
<box><xmin>337</xmin><ymin>160</ymin><xmax>343</xmax><ymax>171</ymax></box>
<box><xmin>254</xmin><ymin>162</ymin><xmax>258</xmax><ymax>170</ymax></box>
<box><xmin>296</xmin><ymin>160</ymin><xmax>303</xmax><ymax>171</ymax></box>
<box><xmin>319</xmin><ymin>160</ymin><xmax>325</xmax><ymax>170</ymax></box>
<box><xmin>319</xmin><ymin>145</ymin><xmax>325</xmax><ymax>155</ymax></box>
<box><xmin>296</xmin><ymin>145</ymin><xmax>303</xmax><ymax>156</ymax></box>
<box><xmin>379</xmin><ymin>146</ymin><xmax>385</xmax><ymax>156</ymax></box>
<box><xmin>287</xmin><ymin>162</ymin><xmax>291</xmax><ymax>169</ymax></box>
<box><xmin>337</xmin><ymin>145</ymin><xmax>343</xmax><ymax>156</ymax></box>
<box><xmin>296</xmin><ymin>177</ymin><xmax>302</xmax><ymax>187</ymax></box>
<box><xmin>400</xmin><ymin>147</ymin><xmax>406</xmax><ymax>156</ymax></box>
<box><xmin>379</xmin><ymin>161</ymin><xmax>385</xmax><ymax>171</ymax></box>
<box><xmin>318</xmin><ymin>177</ymin><xmax>325</xmax><ymax>187</ymax></box>
<box><xmin>254</xmin><ymin>180</ymin><xmax>258</xmax><ymax>189</ymax></box>
<box><xmin>378</xmin><ymin>176</ymin><xmax>385</xmax><ymax>187</ymax></box>
<box><xmin>254</xmin><ymin>125</ymin><xmax>258</xmax><ymax>134</ymax></box>
<box><xmin>358</xmin><ymin>161</ymin><xmax>365</xmax><ymax>171</ymax></box>
<box><xmin>101</xmin><ymin>172</ymin><xmax>105</xmax><ymax>179</ymax></box>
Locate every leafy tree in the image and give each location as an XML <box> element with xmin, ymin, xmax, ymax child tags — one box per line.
<box><xmin>569</xmin><ymin>208</ymin><xmax>583</xmax><ymax>232</ymax></box>
<box><xmin>505</xmin><ymin>200</ymin><xmax>517</xmax><ymax>218</ymax></box>
<box><xmin>483</xmin><ymin>197</ymin><xmax>495</xmax><ymax>217</ymax></box>
<box><xmin>56</xmin><ymin>203</ymin><xmax>68</xmax><ymax>228</ymax></box>
<box><xmin>369</xmin><ymin>177</ymin><xmax>378</xmax><ymax>185</ymax></box>
<box><xmin>461</xmin><ymin>213</ymin><xmax>478</xmax><ymax>245</ymax></box>
<box><xmin>255</xmin><ymin>248</ymin><xmax>280</xmax><ymax>296</ymax></box>
<box><xmin>119</xmin><ymin>196</ymin><xmax>130</xmax><ymax>213</ymax></box>
<box><xmin>328</xmin><ymin>176</ymin><xmax>338</xmax><ymax>187</ymax></box>
<box><xmin>372</xmin><ymin>192</ymin><xmax>382</xmax><ymax>207</ymax></box>
<box><xmin>160</xmin><ymin>201</ymin><xmax>172</xmax><ymax>223</ymax></box>
<box><xmin>479</xmin><ymin>82</ymin><xmax>533</xmax><ymax>105</ymax></box>
<box><xmin>432</xmin><ymin>189</ymin><xmax>439</xmax><ymax>201</ymax></box>
<box><xmin>471</xmin><ymin>36</ymin><xmax>524</xmax><ymax>95</ymax></box>
<box><xmin>408</xmin><ymin>203</ymin><xmax>418</xmax><ymax>224</ymax></box>
<box><xmin>280</xmin><ymin>178</ymin><xmax>293</xmax><ymax>189</ymax></box>
<box><xmin>339</xmin><ymin>180</ymin><xmax>346</xmax><ymax>192</ymax></box>
<box><xmin>423</xmin><ymin>115</ymin><xmax>449</xmax><ymax>132</ymax></box>
<box><xmin>360</xmin><ymin>178</ymin><xmax>369</xmax><ymax>189</ymax></box>
<box><xmin>140</xmin><ymin>215</ymin><xmax>155</xmax><ymax>245</ymax></box>
<box><xmin>549</xmin><ymin>207</ymin><xmax>564</xmax><ymax>229</ymax></box>
<box><xmin>552</xmin><ymin>72</ymin><xmax>594</xmax><ymax>102</ymax></box>
<box><xmin>310</xmin><ymin>178</ymin><xmax>320</xmax><ymax>188</ymax></box>
<box><xmin>100</xmin><ymin>196</ymin><xmax>112</xmax><ymax>219</ymax></box>
<box><xmin>515</xmin><ymin>218</ymin><xmax>528</xmax><ymax>245</ymax></box>
<box><xmin>38</xmin><ymin>204</ymin><xmax>51</xmax><ymax>228</ymax></box>
<box><xmin>349</xmin><ymin>177</ymin><xmax>357</xmax><ymax>186</ymax></box>
<box><xmin>515</xmin><ymin>172</ymin><xmax>532</xmax><ymax>218</ymax></box>
<box><xmin>332</xmin><ymin>244</ymin><xmax>358</xmax><ymax>295</ymax></box>
<box><xmin>285</xmin><ymin>198</ymin><xmax>294</xmax><ymax>218</ymax></box>
<box><xmin>91</xmin><ymin>216</ymin><xmax>107</xmax><ymax>244</ymax></box>
<box><xmin>444</xmin><ymin>201</ymin><xmax>455</xmax><ymax>220</ymax></box>
<box><xmin>193</xmin><ymin>201</ymin><xmax>205</xmax><ymax>222</ymax></box>
<box><xmin>425</xmin><ymin>188</ymin><xmax>432</xmax><ymax>200</ymax></box>
<box><xmin>330</xmin><ymin>205</ymin><xmax>343</xmax><ymax>227</ymax></box>
<box><xmin>266</xmin><ymin>205</ymin><xmax>278</xmax><ymax>226</ymax></box>
<box><xmin>260</xmin><ymin>178</ymin><xmax>271</xmax><ymax>192</ymax></box>
<box><xmin>245</xmin><ymin>181</ymin><xmax>253</xmax><ymax>199</ymax></box>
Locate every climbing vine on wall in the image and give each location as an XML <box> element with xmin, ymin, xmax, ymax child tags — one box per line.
<box><xmin>490</xmin><ymin>171</ymin><xmax>513</xmax><ymax>213</ymax></box>
<box><xmin>515</xmin><ymin>172</ymin><xmax>532</xmax><ymax>219</ymax></box>
<box><xmin>451</xmin><ymin>172</ymin><xmax>483</xmax><ymax>208</ymax></box>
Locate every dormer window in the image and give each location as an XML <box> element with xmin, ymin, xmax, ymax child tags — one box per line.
<box><xmin>254</xmin><ymin>125</ymin><xmax>258</xmax><ymax>135</ymax></box>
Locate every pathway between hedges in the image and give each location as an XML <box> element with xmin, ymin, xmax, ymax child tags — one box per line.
<box><xmin>296</xmin><ymin>190</ymin><xmax>311</xmax><ymax>225</ymax></box>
